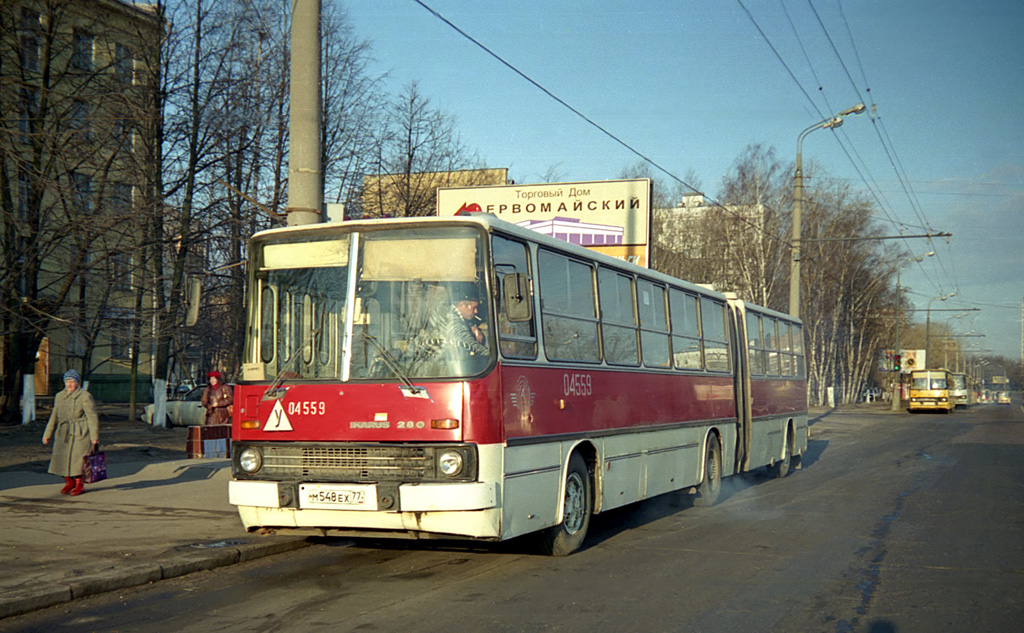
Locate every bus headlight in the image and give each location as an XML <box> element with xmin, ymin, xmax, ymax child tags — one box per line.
<box><xmin>238</xmin><ymin>447</ymin><xmax>263</xmax><ymax>473</ymax></box>
<box><xmin>438</xmin><ymin>450</ymin><xmax>464</xmax><ymax>477</ymax></box>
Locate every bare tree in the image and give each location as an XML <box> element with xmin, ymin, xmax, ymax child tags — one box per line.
<box><xmin>1</xmin><ymin>1</ymin><xmax>162</xmax><ymax>423</ymax></box>
<box><xmin>320</xmin><ymin>2</ymin><xmax>384</xmax><ymax>215</ymax></box>
<box><xmin>798</xmin><ymin>172</ymin><xmax>891</xmax><ymax>404</ymax></box>
<box><xmin>364</xmin><ymin>82</ymin><xmax>480</xmax><ymax>218</ymax></box>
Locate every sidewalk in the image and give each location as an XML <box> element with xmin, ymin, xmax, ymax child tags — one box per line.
<box><xmin>0</xmin><ymin>399</ymin><xmax>897</xmax><ymax>620</ymax></box>
<box><xmin>0</xmin><ymin>452</ymin><xmax>312</xmax><ymax>620</ymax></box>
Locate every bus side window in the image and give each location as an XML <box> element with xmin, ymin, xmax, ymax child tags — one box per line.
<box><xmin>779</xmin><ymin>322</ymin><xmax>794</xmax><ymax>376</ymax></box>
<box><xmin>598</xmin><ymin>267</ymin><xmax>639</xmax><ymax>366</ymax></box>
<box><xmin>791</xmin><ymin>323</ymin><xmax>805</xmax><ymax>377</ymax></box>
<box><xmin>702</xmin><ymin>298</ymin><xmax>730</xmax><ymax>372</ymax></box>
<box><xmin>538</xmin><ymin>249</ymin><xmax>599</xmax><ymax>363</ymax></box>
<box><xmin>492</xmin><ymin>234</ymin><xmax>537</xmax><ymax>359</ymax></box>
<box><xmin>669</xmin><ymin>288</ymin><xmax>701</xmax><ymax>370</ymax></box>
<box><xmin>765</xmin><ymin>317</ymin><xmax>781</xmax><ymax>376</ymax></box>
<box><xmin>746</xmin><ymin>312</ymin><xmax>764</xmax><ymax>375</ymax></box>
<box><xmin>637</xmin><ymin>279</ymin><xmax>670</xmax><ymax>368</ymax></box>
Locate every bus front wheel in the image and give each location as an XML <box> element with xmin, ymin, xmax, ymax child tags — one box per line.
<box><xmin>540</xmin><ymin>452</ymin><xmax>592</xmax><ymax>556</ymax></box>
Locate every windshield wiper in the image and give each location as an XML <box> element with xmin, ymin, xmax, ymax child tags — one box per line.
<box><xmin>362</xmin><ymin>332</ymin><xmax>423</xmax><ymax>395</ymax></box>
<box><xmin>262</xmin><ymin>327</ymin><xmax>322</xmax><ymax>401</ymax></box>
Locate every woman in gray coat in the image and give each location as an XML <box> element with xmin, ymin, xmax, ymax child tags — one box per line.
<box><xmin>42</xmin><ymin>370</ymin><xmax>100</xmax><ymax>496</ymax></box>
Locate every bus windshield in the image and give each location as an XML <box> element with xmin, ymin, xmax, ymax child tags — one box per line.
<box><xmin>912</xmin><ymin>374</ymin><xmax>948</xmax><ymax>390</ymax></box>
<box><xmin>247</xmin><ymin>225</ymin><xmax>492</xmax><ymax>382</ymax></box>
<box><xmin>951</xmin><ymin>374</ymin><xmax>966</xmax><ymax>390</ymax></box>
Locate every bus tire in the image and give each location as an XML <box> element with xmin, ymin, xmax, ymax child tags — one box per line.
<box><xmin>693</xmin><ymin>435</ymin><xmax>722</xmax><ymax>507</ymax></box>
<box><xmin>768</xmin><ymin>427</ymin><xmax>792</xmax><ymax>479</ymax></box>
<box><xmin>540</xmin><ymin>452</ymin><xmax>591</xmax><ymax>556</ymax></box>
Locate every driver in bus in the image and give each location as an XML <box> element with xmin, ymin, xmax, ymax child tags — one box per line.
<box><xmin>406</xmin><ymin>284</ymin><xmax>491</xmax><ymax>374</ymax></box>
<box><xmin>440</xmin><ymin>285</ymin><xmax>490</xmax><ymax>358</ymax></box>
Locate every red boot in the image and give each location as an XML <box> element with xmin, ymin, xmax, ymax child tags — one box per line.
<box><xmin>68</xmin><ymin>477</ymin><xmax>84</xmax><ymax>496</ymax></box>
<box><xmin>60</xmin><ymin>477</ymin><xmax>75</xmax><ymax>495</ymax></box>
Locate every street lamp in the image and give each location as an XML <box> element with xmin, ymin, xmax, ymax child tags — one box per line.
<box><xmin>891</xmin><ymin>251</ymin><xmax>934</xmax><ymax>411</ymax></box>
<box><xmin>789</xmin><ymin>103</ymin><xmax>867</xmax><ymax>318</ymax></box>
<box><xmin>944</xmin><ymin>313</ymin><xmax>970</xmax><ymax>370</ymax></box>
<box><xmin>925</xmin><ymin>291</ymin><xmax>957</xmax><ymax>367</ymax></box>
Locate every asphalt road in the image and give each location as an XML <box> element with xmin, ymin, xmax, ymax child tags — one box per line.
<box><xmin>6</xmin><ymin>402</ymin><xmax>1023</xmax><ymax>633</ymax></box>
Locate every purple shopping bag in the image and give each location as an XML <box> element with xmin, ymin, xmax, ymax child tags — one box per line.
<box><xmin>82</xmin><ymin>446</ymin><xmax>107</xmax><ymax>483</ymax></box>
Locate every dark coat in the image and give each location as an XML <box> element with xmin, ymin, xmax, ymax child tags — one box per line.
<box><xmin>42</xmin><ymin>387</ymin><xmax>100</xmax><ymax>477</ymax></box>
<box><xmin>201</xmin><ymin>382</ymin><xmax>233</xmax><ymax>425</ymax></box>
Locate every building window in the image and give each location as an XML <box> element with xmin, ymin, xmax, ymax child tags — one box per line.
<box><xmin>72</xmin><ymin>29</ymin><xmax>94</xmax><ymax>71</ymax></box>
<box><xmin>70</xmin><ymin>99</ymin><xmax>91</xmax><ymax>138</ymax></box>
<box><xmin>113</xmin><ymin>117</ymin><xmax>136</xmax><ymax>153</ymax></box>
<box><xmin>109</xmin><ymin>183</ymin><xmax>133</xmax><ymax>214</ymax></box>
<box><xmin>67</xmin><ymin>328</ymin><xmax>87</xmax><ymax>357</ymax></box>
<box><xmin>19</xmin><ymin>86</ymin><xmax>38</xmax><ymax>142</ymax></box>
<box><xmin>17</xmin><ymin>168</ymin><xmax>32</xmax><ymax>222</ymax></box>
<box><xmin>69</xmin><ymin>172</ymin><xmax>93</xmax><ymax>214</ymax></box>
<box><xmin>19</xmin><ymin>8</ymin><xmax>40</xmax><ymax>71</ymax></box>
<box><xmin>20</xmin><ymin>35</ymin><xmax>39</xmax><ymax>72</ymax></box>
<box><xmin>109</xmin><ymin>252</ymin><xmax>134</xmax><ymax>291</ymax></box>
<box><xmin>103</xmin><ymin>309</ymin><xmax>134</xmax><ymax>359</ymax></box>
<box><xmin>114</xmin><ymin>43</ymin><xmax>134</xmax><ymax>83</ymax></box>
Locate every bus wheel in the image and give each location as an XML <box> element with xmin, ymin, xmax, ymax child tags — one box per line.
<box><xmin>540</xmin><ymin>452</ymin><xmax>591</xmax><ymax>556</ymax></box>
<box><xmin>768</xmin><ymin>427</ymin><xmax>792</xmax><ymax>479</ymax></box>
<box><xmin>693</xmin><ymin>436</ymin><xmax>722</xmax><ymax>507</ymax></box>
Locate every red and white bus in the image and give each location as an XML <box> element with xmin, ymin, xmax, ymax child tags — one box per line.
<box><xmin>227</xmin><ymin>214</ymin><xmax>808</xmax><ymax>555</ymax></box>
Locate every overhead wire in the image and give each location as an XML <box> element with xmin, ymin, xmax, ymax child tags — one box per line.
<box><xmin>413</xmin><ymin>0</ymin><xmax>967</xmax><ymax>316</ymax></box>
<box><xmin>832</xmin><ymin>0</ymin><xmax>961</xmax><ymax>298</ymax></box>
<box><xmin>752</xmin><ymin>0</ymin><xmax>957</xmax><ymax>300</ymax></box>
<box><xmin>411</xmin><ymin>0</ymin><xmax>796</xmax><ymax>250</ymax></box>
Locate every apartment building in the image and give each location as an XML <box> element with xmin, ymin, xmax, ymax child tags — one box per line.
<box><xmin>1</xmin><ymin>0</ymin><xmax>164</xmax><ymax>401</ymax></box>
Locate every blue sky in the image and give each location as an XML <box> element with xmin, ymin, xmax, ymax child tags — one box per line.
<box><xmin>345</xmin><ymin>0</ymin><xmax>1024</xmax><ymax>363</ymax></box>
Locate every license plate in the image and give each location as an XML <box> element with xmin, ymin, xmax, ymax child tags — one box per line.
<box><xmin>299</xmin><ymin>484</ymin><xmax>378</xmax><ymax>510</ymax></box>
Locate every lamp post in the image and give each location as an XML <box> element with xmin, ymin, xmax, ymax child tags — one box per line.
<box><xmin>944</xmin><ymin>313</ymin><xmax>969</xmax><ymax>370</ymax></box>
<box><xmin>891</xmin><ymin>251</ymin><xmax>934</xmax><ymax>411</ymax></box>
<box><xmin>925</xmin><ymin>292</ymin><xmax>957</xmax><ymax>368</ymax></box>
<box><xmin>789</xmin><ymin>103</ymin><xmax>867</xmax><ymax>318</ymax></box>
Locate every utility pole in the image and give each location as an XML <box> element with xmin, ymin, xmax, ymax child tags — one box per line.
<box><xmin>287</xmin><ymin>0</ymin><xmax>322</xmax><ymax>227</ymax></box>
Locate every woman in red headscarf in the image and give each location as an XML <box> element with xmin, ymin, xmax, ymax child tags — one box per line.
<box><xmin>200</xmin><ymin>371</ymin><xmax>233</xmax><ymax>425</ymax></box>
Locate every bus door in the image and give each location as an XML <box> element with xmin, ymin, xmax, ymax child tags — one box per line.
<box><xmin>726</xmin><ymin>298</ymin><xmax>752</xmax><ymax>472</ymax></box>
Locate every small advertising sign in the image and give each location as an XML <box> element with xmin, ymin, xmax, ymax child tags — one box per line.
<box><xmin>901</xmin><ymin>349</ymin><xmax>925</xmax><ymax>373</ymax></box>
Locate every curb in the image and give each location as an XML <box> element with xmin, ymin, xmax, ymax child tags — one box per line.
<box><xmin>0</xmin><ymin>538</ymin><xmax>313</xmax><ymax>620</ymax></box>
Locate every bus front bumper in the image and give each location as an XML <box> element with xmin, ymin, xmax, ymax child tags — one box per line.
<box><xmin>228</xmin><ymin>479</ymin><xmax>500</xmax><ymax>538</ymax></box>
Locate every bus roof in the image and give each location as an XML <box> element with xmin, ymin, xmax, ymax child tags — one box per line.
<box><xmin>251</xmin><ymin>214</ymin><xmax>798</xmax><ymax>323</ymax></box>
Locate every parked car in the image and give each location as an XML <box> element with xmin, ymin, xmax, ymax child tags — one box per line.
<box><xmin>142</xmin><ymin>386</ymin><xmax>219</xmax><ymax>426</ymax></box>
<box><xmin>997</xmin><ymin>391</ymin><xmax>1011</xmax><ymax>405</ymax></box>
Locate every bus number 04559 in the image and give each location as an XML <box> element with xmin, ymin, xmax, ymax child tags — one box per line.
<box><xmin>563</xmin><ymin>373</ymin><xmax>592</xmax><ymax>397</ymax></box>
<box><xmin>288</xmin><ymin>401</ymin><xmax>326</xmax><ymax>416</ymax></box>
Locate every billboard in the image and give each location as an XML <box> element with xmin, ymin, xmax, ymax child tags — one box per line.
<box><xmin>902</xmin><ymin>349</ymin><xmax>924</xmax><ymax>373</ymax></box>
<box><xmin>437</xmin><ymin>179</ymin><xmax>652</xmax><ymax>267</ymax></box>
<box><xmin>881</xmin><ymin>349</ymin><xmax>925</xmax><ymax>373</ymax></box>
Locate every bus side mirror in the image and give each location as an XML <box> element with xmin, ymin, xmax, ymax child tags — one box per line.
<box><xmin>503</xmin><ymin>273</ymin><xmax>532</xmax><ymax>322</ymax></box>
<box><xmin>185</xmin><ymin>277</ymin><xmax>201</xmax><ymax>327</ymax></box>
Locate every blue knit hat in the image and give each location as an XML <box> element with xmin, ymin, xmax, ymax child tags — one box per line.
<box><xmin>63</xmin><ymin>369</ymin><xmax>82</xmax><ymax>384</ymax></box>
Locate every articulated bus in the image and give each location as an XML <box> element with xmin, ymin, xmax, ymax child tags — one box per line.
<box><xmin>908</xmin><ymin>369</ymin><xmax>954</xmax><ymax>413</ymax></box>
<box><xmin>227</xmin><ymin>214</ymin><xmax>808</xmax><ymax>555</ymax></box>
<box><xmin>949</xmin><ymin>372</ymin><xmax>969</xmax><ymax>407</ymax></box>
